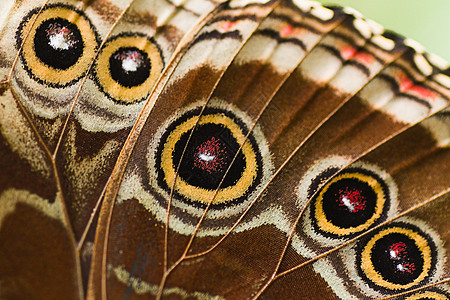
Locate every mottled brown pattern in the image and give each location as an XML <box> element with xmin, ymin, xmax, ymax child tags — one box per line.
<box><xmin>0</xmin><ymin>81</ymin><xmax>8</xmax><ymax>96</ymax></box>
<box><xmin>0</xmin><ymin>134</ymin><xmax>55</xmax><ymax>202</ymax></box>
<box><xmin>261</xmin><ymin>265</ymin><xmax>339</xmax><ymax>300</ymax></box>
<box><xmin>159</xmin><ymin>24</ymin><xmax>184</xmax><ymax>50</ymax></box>
<box><xmin>56</xmin><ymin>118</ymin><xmax>130</xmax><ymax>239</ymax></box>
<box><xmin>123</xmin><ymin>9</ymin><xmax>157</xmax><ymax>28</ymax></box>
<box><xmin>82</xmin><ymin>0</ymin><xmax>123</xmax><ymax>22</ymax></box>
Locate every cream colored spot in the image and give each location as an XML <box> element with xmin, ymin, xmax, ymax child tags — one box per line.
<box><xmin>229</xmin><ymin>0</ymin><xmax>271</xmax><ymax>8</ymax></box>
<box><xmin>366</xmin><ymin>19</ymin><xmax>384</xmax><ymax>35</ymax></box>
<box><xmin>420</xmin><ymin>114</ymin><xmax>450</xmax><ymax>148</ymax></box>
<box><xmin>343</xmin><ymin>7</ymin><xmax>363</xmax><ymax>18</ymax></box>
<box><xmin>427</xmin><ymin>53</ymin><xmax>449</xmax><ymax>69</ymax></box>
<box><xmin>414</xmin><ymin>53</ymin><xmax>433</xmax><ymax>76</ymax></box>
<box><xmin>434</xmin><ymin>73</ymin><xmax>450</xmax><ymax>88</ymax></box>
<box><xmin>371</xmin><ymin>35</ymin><xmax>395</xmax><ymax>51</ymax></box>
<box><xmin>310</xmin><ymin>6</ymin><xmax>334</xmax><ymax>21</ymax></box>
<box><xmin>353</xmin><ymin>18</ymin><xmax>371</xmax><ymax>39</ymax></box>
<box><xmin>405</xmin><ymin>38</ymin><xmax>425</xmax><ymax>53</ymax></box>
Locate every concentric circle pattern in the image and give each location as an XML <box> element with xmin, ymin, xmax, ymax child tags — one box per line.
<box><xmin>17</xmin><ymin>4</ymin><xmax>99</xmax><ymax>87</ymax></box>
<box><xmin>356</xmin><ymin>222</ymin><xmax>438</xmax><ymax>292</ymax></box>
<box><xmin>311</xmin><ymin>167</ymin><xmax>391</xmax><ymax>238</ymax></box>
<box><xmin>154</xmin><ymin>105</ymin><xmax>264</xmax><ymax>208</ymax></box>
<box><xmin>93</xmin><ymin>33</ymin><xmax>164</xmax><ymax>104</ymax></box>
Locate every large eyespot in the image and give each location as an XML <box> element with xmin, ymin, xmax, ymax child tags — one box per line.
<box><xmin>93</xmin><ymin>33</ymin><xmax>164</xmax><ymax>104</ymax></box>
<box><xmin>138</xmin><ymin>100</ymin><xmax>274</xmax><ymax>235</ymax></box>
<box><xmin>312</xmin><ymin>167</ymin><xmax>391</xmax><ymax>238</ymax></box>
<box><xmin>17</xmin><ymin>4</ymin><xmax>99</xmax><ymax>87</ymax></box>
<box><xmin>356</xmin><ymin>222</ymin><xmax>438</xmax><ymax>292</ymax></box>
<box><xmin>155</xmin><ymin>105</ymin><xmax>262</xmax><ymax>208</ymax></box>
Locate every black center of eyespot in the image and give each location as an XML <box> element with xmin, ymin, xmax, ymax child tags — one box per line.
<box><xmin>322</xmin><ymin>178</ymin><xmax>377</xmax><ymax>228</ymax></box>
<box><xmin>34</xmin><ymin>17</ymin><xmax>83</xmax><ymax>70</ymax></box>
<box><xmin>174</xmin><ymin>123</ymin><xmax>245</xmax><ymax>190</ymax></box>
<box><xmin>109</xmin><ymin>47</ymin><xmax>151</xmax><ymax>87</ymax></box>
<box><xmin>372</xmin><ymin>233</ymin><xmax>424</xmax><ymax>285</ymax></box>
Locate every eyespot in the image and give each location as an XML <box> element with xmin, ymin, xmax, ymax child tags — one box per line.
<box><xmin>136</xmin><ymin>100</ymin><xmax>274</xmax><ymax>234</ymax></box>
<box><xmin>311</xmin><ymin>168</ymin><xmax>391</xmax><ymax>238</ymax></box>
<box><xmin>292</xmin><ymin>161</ymin><xmax>398</xmax><ymax>257</ymax></box>
<box><xmin>17</xmin><ymin>4</ymin><xmax>99</xmax><ymax>87</ymax></box>
<box><xmin>93</xmin><ymin>33</ymin><xmax>164</xmax><ymax>104</ymax></box>
<box><xmin>312</xmin><ymin>218</ymin><xmax>445</xmax><ymax>299</ymax></box>
<box><xmin>155</xmin><ymin>105</ymin><xmax>262</xmax><ymax>208</ymax></box>
<box><xmin>356</xmin><ymin>222</ymin><xmax>438</xmax><ymax>292</ymax></box>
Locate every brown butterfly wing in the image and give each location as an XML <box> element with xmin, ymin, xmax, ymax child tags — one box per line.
<box><xmin>89</xmin><ymin>1</ymin><xmax>450</xmax><ymax>299</ymax></box>
<box><xmin>0</xmin><ymin>0</ymin><xmax>449</xmax><ymax>299</ymax></box>
<box><xmin>0</xmin><ymin>0</ymin><xmax>223</xmax><ymax>298</ymax></box>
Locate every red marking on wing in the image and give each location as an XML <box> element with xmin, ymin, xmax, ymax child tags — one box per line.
<box><xmin>398</xmin><ymin>72</ymin><xmax>437</xmax><ymax>100</ymax></box>
<box><xmin>194</xmin><ymin>137</ymin><xmax>227</xmax><ymax>174</ymax></box>
<box><xmin>280</xmin><ymin>25</ymin><xmax>294</xmax><ymax>37</ymax></box>
<box><xmin>220</xmin><ymin>21</ymin><xmax>235</xmax><ymax>32</ymax></box>
<box><xmin>341</xmin><ymin>46</ymin><xmax>374</xmax><ymax>64</ymax></box>
<box><xmin>335</xmin><ymin>187</ymin><xmax>366</xmax><ymax>213</ymax></box>
<box><xmin>353</xmin><ymin>52</ymin><xmax>374</xmax><ymax>64</ymax></box>
<box><xmin>341</xmin><ymin>46</ymin><xmax>356</xmax><ymax>60</ymax></box>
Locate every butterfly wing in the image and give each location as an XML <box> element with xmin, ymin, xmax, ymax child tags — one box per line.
<box><xmin>0</xmin><ymin>0</ymin><xmax>223</xmax><ymax>298</ymax></box>
<box><xmin>0</xmin><ymin>0</ymin><xmax>449</xmax><ymax>299</ymax></box>
<box><xmin>89</xmin><ymin>0</ymin><xmax>450</xmax><ymax>299</ymax></box>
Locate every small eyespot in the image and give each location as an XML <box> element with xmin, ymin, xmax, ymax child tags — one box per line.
<box><xmin>310</xmin><ymin>167</ymin><xmax>392</xmax><ymax>238</ymax></box>
<box><xmin>93</xmin><ymin>33</ymin><xmax>164</xmax><ymax>104</ymax></box>
<box><xmin>17</xmin><ymin>4</ymin><xmax>99</xmax><ymax>87</ymax></box>
<box><xmin>356</xmin><ymin>222</ymin><xmax>438</xmax><ymax>292</ymax></box>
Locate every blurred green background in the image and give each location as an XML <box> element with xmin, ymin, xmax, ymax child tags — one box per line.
<box><xmin>316</xmin><ymin>0</ymin><xmax>450</xmax><ymax>63</ymax></box>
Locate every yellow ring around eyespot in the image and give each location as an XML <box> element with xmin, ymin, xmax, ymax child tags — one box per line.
<box><xmin>315</xmin><ymin>172</ymin><xmax>386</xmax><ymax>235</ymax></box>
<box><xmin>21</xmin><ymin>6</ymin><xmax>97</xmax><ymax>85</ymax></box>
<box><xmin>160</xmin><ymin>114</ymin><xmax>258</xmax><ymax>205</ymax></box>
<box><xmin>361</xmin><ymin>227</ymin><xmax>432</xmax><ymax>290</ymax></box>
<box><xmin>94</xmin><ymin>35</ymin><xmax>163</xmax><ymax>103</ymax></box>
<box><xmin>405</xmin><ymin>291</ymin><xmax>448</xmax><ymax>300</ymax></box>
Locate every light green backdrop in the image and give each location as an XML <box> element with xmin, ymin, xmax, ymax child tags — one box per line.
<box><xmin>316</xmin><ymin>0</ymin><xmax>450</xmax><ymax>63</ymax></box>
